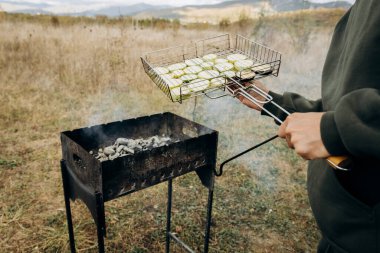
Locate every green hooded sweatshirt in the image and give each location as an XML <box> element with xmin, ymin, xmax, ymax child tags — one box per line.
<box><xmin>262</xmin><ymin>1</ymin><xmax>380</xmax><ymax>252</ymax></box>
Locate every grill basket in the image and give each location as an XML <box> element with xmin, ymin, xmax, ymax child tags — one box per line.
<box><xmin>141</xmin><ymin>34</ymin><xmax>281</xmax><ymax>103</ymax></box>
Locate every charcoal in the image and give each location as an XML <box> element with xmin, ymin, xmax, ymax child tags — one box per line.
<box><xmin>109</xmin><ymin>153</ymin><xmax>120</xmax><ymax>161</ymax></box>
<box><xmin>115</xmin><ymin>138</ymin><xmax>129</xmax><ymax>146</ymax></box>
<box><xmin>116</xmin><ymin>145</ymin><xmax>125</xmax><ymax>153</ymax></box>
<box><xmin>104</xmin><ymin>147</ymin><xmax>116</xmax><ymax>155</ymax></box>
<box><xmin>123</xmin><ymin>146</ymin><xmax>134</xmax><ymax>154</ymax></box>
<box><xmin>90</xmin><ymin>135</ymin><xmax>173</xmax><ymax>161</ymax></box>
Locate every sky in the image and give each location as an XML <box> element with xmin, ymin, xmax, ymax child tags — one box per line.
<box><xmin>0</xmin><ymin>0</ymin><xmax>355</xmax><ymax>14</ymax></box>
<box><xmin>0</xmin><ymin>0</ymin><xmax>356</xmax><ymax>7</ymax></box>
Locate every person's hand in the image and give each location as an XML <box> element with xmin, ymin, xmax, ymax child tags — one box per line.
<box><xmin>278</xmin><ymin>112</ymin><xmax>330</xmax><ymax>160</ymax></box>
<box><xmin>237</xmin><ymin>80</ymin><xmax>269</xmax><ymax>112</ymax></box>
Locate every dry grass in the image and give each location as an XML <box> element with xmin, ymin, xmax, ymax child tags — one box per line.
<box><xmin>0</xmin><ymin>10</ymin><xmax>341</xmax><ymax>252</ymax></box>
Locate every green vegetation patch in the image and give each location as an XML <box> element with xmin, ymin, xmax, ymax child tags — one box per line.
<box><xmin>0</xmin><ymin>157</ymin><xmax>19</xmax><ymax>169</ymax></box>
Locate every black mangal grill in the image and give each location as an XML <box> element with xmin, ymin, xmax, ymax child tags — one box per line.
<box><xmin>60</xmin><ymin>112</ymin><xmax>218</xmax><ymax>253</ymax></box>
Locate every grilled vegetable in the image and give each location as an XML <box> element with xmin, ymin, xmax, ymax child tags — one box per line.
<box><xmin>160</xmin><ymin>73</ymin><xmax>174</xmax><ymax>80</ymax></box>
<box><xmin>227</xmin><ymin>53</ymin><xmax>247</xmax><ymax>62</ymax></box>
<box><xmin>215</xmin><ymin>58</ymin><xmax>228</xmax><ymax>64</ymax></box>
<box><xmin>188</xmin><ymin>79</ymin><xmax>210</xmax><ymax>92</ymax></box>
<box><xmin>180</xmin><ymin>74</ymin><xmax>198</xmax><ymax>82</ymax></box>
<box><xmin>171</xmin><ymin>69</ymin><xmax>185</xmax><ymax>78</ymax></box>
<box><xmin>168</xmin><ymin>62</ymin><xmax>187</xmax><ymax>72</ymax></box>
<box><xmin>234</xmin><ymin>59</ymin><xmax>254</xmax><ymax>71</ymax></box>
<box><xmin>171</xmin><ymin>86</ymin><xmax>191</xmax><ymax>101</ymax></box>
<box><xmin>166</xmin><ymin>78</ymin><xmax>183</xmax><ymax>89</ymax></box>
<box><xmin>202</xmin><ymin>53</ymin><xmax>217</xmax><ymax>62</ymax></box>
<box><xmin>210</xmin><ymin>77</ymin><xmax>226</xmax><ymax>87</ymax></box>
<box><xmin>185</xmin><ymin>58</ymin><xmax>204</xmax><ymax>66</ymax></box>
<box><xmin>222</xmin><ymin>70</ymin><xmax>236</xmax><ymax>78</ymax></box>
<box><xmin>184</xmin><ymin>65</ymin><xmax>203</xmax><ymax>74</ymax></box>
<box><xmin>214</xmin><ymin>62</ymin><xmax>234</xmax><ymax>72</ymax></box>
<box><xmin>199</xmin><ymin>61</ymin><xmax>214</xmax><ymax>70</ymax></box>
<box><xmin>153</xmin><ymin>67</ymin><xmax>169</xmax><ymax>75</ymax></box>
<box><xmin>198</xmin><ymin>70</ymin><xmax>219</xmax><ymax>80</ymax></box>
<box><xmin>252</xmin><ymin>63</ymin><xmax>273</xmax><ymax>74</ymax></box>
<box><xmin>237</xmin><ymin>69</ymin><xmax>256</xmax><ymax>79</ymax></box>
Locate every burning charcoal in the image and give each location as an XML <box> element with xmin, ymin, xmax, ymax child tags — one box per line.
<box><xmin>109</xmin><ymin>153</ymin><xmax>120</xmax><ymax>161</ymax></box>
<box><xmin>152</xmin><ymin>136</ymin><xmax>159</xmax><ymax>144</ymax></box>
<box><xmin>116</xmin><ymin>145</ymin><xmax>125</xmax><ymax>153</ymax></box>
<box><xmin>91</xmin><ymin>135</ymin><xmax>173</xmax><ymax>161</ymax></box>
<box><xmin>123</xmin><ymin>146</ymin><xmax>134</xmax><ymax>154</ymax></box>
<box><xmin>161</xmin><ymin>137</ymin><xmax>171</xmax><ymax>143</ymax></box>
<box><xmin>104</xmin><ymin>146</ymin><xmax>116</xmax><ymax>155</ymax></box>
<box><xmin>127</xmin><ymin>139</ymin><xmax>137</xmax><ymax>148</ymax></box>
<box><xmin>115</xmin><ymin>138</ymin><xmax>129</xmax><ymax>146</ymax></box>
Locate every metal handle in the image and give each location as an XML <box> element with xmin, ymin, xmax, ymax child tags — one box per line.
<box><xmin>231</xmin><ymin>83</ymin><xmax>352</xmax><ymax>171</ymax></box>
<box><xmin>203</xmin><ymin>91</ymin><xmax>229</xmax><ymax>99</ymax></box>
<box><xmin>327</xmin><ymin>156</ymin><xmax>352</xmax><ymax>171</ymax></box>
<box><xmin>214</xmin><ymin>135</ymin><xmax>278</xmax><ymax>176</ymax></box>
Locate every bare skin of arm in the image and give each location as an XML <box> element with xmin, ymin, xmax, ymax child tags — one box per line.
<box><xmin>237</xmin><ymin>80</ymin><xmax>268</xmax><ymax>111</ymax></box>
<box><xmin>238</xmin><ymin>81</ymin><xmax>330</xmax><ymax>160</ymax></box>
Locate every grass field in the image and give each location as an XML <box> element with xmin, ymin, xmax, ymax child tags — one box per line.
<box><xmin>0</xmin><ymin>9</ymin><xmax>343</xmax><ymax>252</ymax></box>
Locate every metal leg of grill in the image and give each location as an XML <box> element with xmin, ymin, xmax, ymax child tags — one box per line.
<box><xmin>95</xmin><ymin>193</ymin><xmax>105</xmax><ymax>253</ymax></box>
<box><xmin>203</xmin><ymin>176</ymin><xmax>215</xmax><ymax>253</ymax></box>
<box><xmin>165</xmin><ymin>174</ymin><xmax>215</xmax><ymax>253</ymax></box>
<box><xmin>166</xmin><ymin>179</ymin><xmax>173</xmax><ymax>253</ymax></box>
<box><xmin>96</xmin><ymin>222</ymin><xmax>105</xmax><ymax>253</ymax></box>
<box><xmin>61</xmin><ymin>160</ymin><xmax>76</xmax><ymax>253</ymax></box>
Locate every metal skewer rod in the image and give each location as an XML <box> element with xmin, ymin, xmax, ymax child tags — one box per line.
<box><xmin>238</xmin><ymin>84</ymin><xmax>350</xmax><ymax>171</ymax></box>
<box><xmin>214</xmin><ymin>80</ymin><xmax>350</xmax><ymax>176</ymax></box>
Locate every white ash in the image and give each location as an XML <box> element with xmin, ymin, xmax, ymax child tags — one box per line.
<box><xmin>91</xmin><ymin>136</ymin><xmax>172</xmax><ymax>161</ymax></box>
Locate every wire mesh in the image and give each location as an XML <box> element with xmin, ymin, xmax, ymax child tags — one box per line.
<box><xmin>141</xmin><ymin>34</ymin><xmax>281</xmax><ymax>103</ymax></box>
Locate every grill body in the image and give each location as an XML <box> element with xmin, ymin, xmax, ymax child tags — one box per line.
<box><xmin>60</xmin><ymin>112</ymin><xmax>218</xmax><ymax>252</ymax></box>
<box><xmin>61</xmin><ymin>112</ymin><xmax>218</xmax><ymax>201</ymax></box>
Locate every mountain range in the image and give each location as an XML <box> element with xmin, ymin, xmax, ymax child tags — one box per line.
<box><xmin>0</xmin><ymin>0</ymin><xmax>352</xmax><ymax>22</ymax></box>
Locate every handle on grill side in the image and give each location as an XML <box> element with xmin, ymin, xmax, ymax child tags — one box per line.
<box><xmin>214</xmin><ymin>135</ymin><xmax>278</xmax><ymax>176</ymax></box>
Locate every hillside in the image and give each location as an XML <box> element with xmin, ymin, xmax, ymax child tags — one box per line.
<box><xmin>135</xmin><ymin>0</ymin><xmax>351</xmax><ymax>24</ymax></box>
<box><xmin>0</xmin><ymin>0</ymin><xmax>352</xmax><ymax>23</ymax></box>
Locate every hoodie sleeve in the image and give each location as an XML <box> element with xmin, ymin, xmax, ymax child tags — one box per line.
<box><xmin>320</xmin><ymin>88</ymin><xmax>380</xmax><ymax>159</ymax></box>
<box><xmin>261</xmin><ymin>90</ymin><xmax>323</xmax><ymax>123</ymax></box>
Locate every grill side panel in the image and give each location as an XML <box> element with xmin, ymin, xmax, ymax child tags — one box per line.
<box><xmin>61</xmin><ymin>133</ymin><xmax>102</xmax><ymax>194</ymax></box>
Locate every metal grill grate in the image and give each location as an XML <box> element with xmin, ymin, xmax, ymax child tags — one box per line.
<box><xmin>141</xmin><ymin>34</ymin><xmax>281</xmax><ymax>103</ymax></box>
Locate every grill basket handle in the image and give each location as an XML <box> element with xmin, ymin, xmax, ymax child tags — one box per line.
<box><xmin>214</xmin><ymin>135</ymin><xmax>278</xmax><ymax>176</ymax></box>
